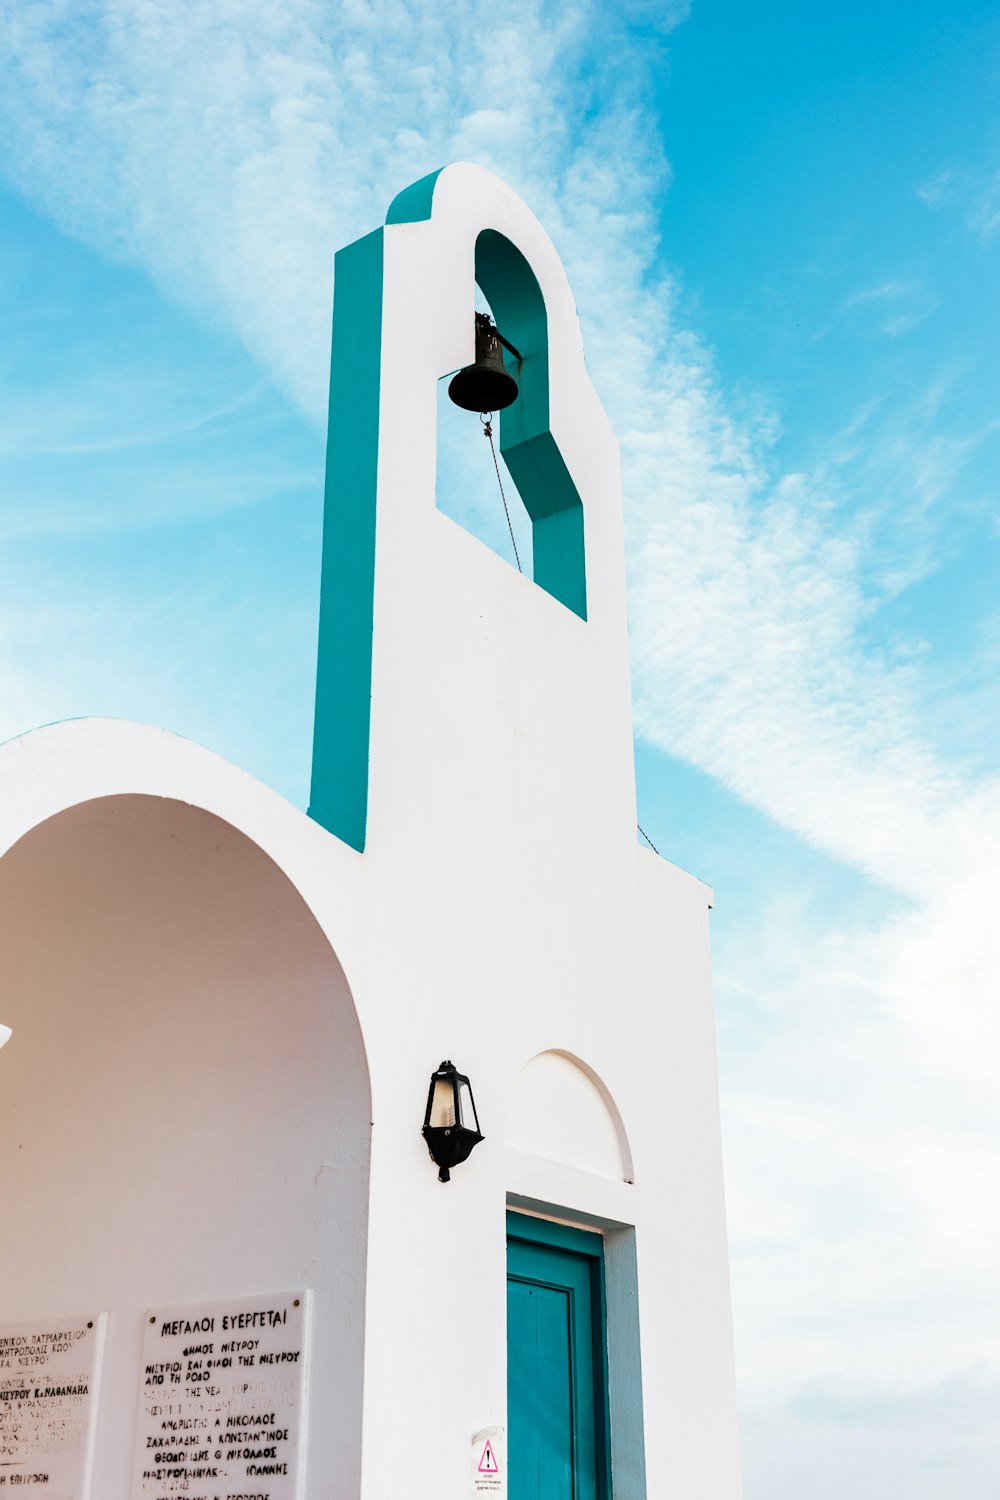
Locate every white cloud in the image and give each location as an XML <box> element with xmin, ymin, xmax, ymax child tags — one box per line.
<box><xmin>0</xmin><ymin>11</ymin><xmax>974</xmax><ymax>902</ymax></box>
<box><xmin>839</xmin><ymin>279</ymin><xmax>936</xmax><ymax>337</ymax></box>
<box><xmin>917</xmin><ymin>162</ymin><xmax>1000</xmax><ymax>244</ymax></box>
<box><xmin>916</xmin><ymin>168</ymin><xmax>957</xmax><ymax>209</ymax></box>
<box><xmin>718</xmin><ymin>859</ymin><xmax>1000</xmax><ymax>1495</ymax></box>
<box><xmin>845</xmin><ymin>278</ymin><xmax>922</xmax><ymax>306</ymax></box>
<box><xmin>969</xmin><ymin>170</ymin><xmax>1000</xmax><ymax>243</ymax></box>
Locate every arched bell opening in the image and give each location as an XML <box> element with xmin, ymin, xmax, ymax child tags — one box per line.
<box><xmin>437</xmin><ymin>230</ymin><xmax>587</xmax><ymax>620</ymax></box>
<box><xmin>0</xmin><ymin>793</ymin><xmax>370</xmax><ymax>1496</ymax></box>
<box><xmin>436</xmin><ymin>280</ymin><xmax>534</xmax><ymax>578</ymax></box>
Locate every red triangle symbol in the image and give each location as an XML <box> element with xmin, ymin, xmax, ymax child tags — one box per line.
<box><xmin>478</xmin><ymin>1440</ymin><xmax>499</xmax><ymax>1473</ymax></box>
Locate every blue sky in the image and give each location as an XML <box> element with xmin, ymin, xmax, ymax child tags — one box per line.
<box><xmin>1</xmin><ymin>1</ymin><xmax>998</xmax><ymax>1494</ymax></box>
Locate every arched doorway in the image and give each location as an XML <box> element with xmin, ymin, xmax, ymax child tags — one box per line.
<box><xmin>0</xmin><ymin>793</ymin><xmax>370</xmax><ymax>1496</ymax></box>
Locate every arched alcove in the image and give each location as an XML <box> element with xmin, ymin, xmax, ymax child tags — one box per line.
<box><xmin>506</xmin><ymin>1050</ymin><xmax>633</xmax><ymax>1182</ymax></box>
<box><xmin>0</xmin><ymin>793</ymin><xmax>370</xmax><ymax>1496</ymax></box>
<box><xmin>436</xmin><ymin>231</ymin><xmax>589</xmax><ymax>616</ymax></box>
<box><xmin>473</xmin><ymin>229</ymin><xmax>587</xmax><ymax>620</ymax></box>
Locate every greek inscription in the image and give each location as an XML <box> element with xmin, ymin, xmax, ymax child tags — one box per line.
<box><xmin>0</xmin><ymin>1315</ymin><xmax>103</xmax><ymax>1499</ymax></box>
<box><xmin>131</xmin><ymin>1295</ymin><xmax>308</xmax><ymax>1500</ymax></box>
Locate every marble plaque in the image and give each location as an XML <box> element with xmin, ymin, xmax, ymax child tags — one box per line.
<box><xmin>0</xmin><ymin>1312</ymin><xmax>105</xmax><ymax>1498</ymax></box>
<box><xmin>130</xmin><ymin>1292</ymin><xmax>310</xmax><ymax>1500</ymax></box>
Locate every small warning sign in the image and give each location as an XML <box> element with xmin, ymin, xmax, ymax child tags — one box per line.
<box><xmin>472</xmin><ymin>1425</ymin><xmax>506</xmax><ymax>1496</ymax></box>
<box><xmin>479</xmin><ymin>1440</ymin><xmax>499</xmax><ymax>1472</ymax></box>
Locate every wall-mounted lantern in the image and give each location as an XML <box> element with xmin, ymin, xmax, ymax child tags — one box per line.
<box><xmin>422</xmin><ymin>1059</ymin><xmax>484</xmax><ymax>1183</ymax></box>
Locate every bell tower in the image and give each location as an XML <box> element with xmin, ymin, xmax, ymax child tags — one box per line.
<box><xmin>309</xmin><ymin>163</ymin><xmax>635</xmax><ymax>869</ymax></box>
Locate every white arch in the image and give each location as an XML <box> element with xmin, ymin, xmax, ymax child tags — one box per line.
<box><xmin>0</xmin><ymin>716</ymin><xmax>365</xmax><ymax>1000</ymax></box>
<box><xmin>506</xmin><ymin>1047</ymin><xmax>634</xmax><ymax>1183</ymax></box>
<box><xmin>0</xmin><ymin>744</ymin><xmax>373</xmax><ymax>1496</ymax></box>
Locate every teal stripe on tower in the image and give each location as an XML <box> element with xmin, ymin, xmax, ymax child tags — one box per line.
<box><xmin>308</xmin><ymin>228</ymin><xmax>384</xmax><ymax>851</ymax></box>
<box><xmin>385</xmin><ymin>167</ymin><xmax>445</xmax><ymax>225</ymax></box>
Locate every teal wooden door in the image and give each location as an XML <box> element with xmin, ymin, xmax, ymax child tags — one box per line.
<box><xmin>506</xmin><ymin>1213</ymin><xmax>611</xmax><ymax>1500</ymax></box>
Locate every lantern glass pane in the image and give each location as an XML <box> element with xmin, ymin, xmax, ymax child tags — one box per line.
<box><xmin>457</xmin><ymin>1079</ymin><xmax>479</xmax><ymax>1133</ymax></box>
<box><xmin>429</xmin><ymin>1077</ymin><xmax>457</xmax><ymax>1129</ymax></box>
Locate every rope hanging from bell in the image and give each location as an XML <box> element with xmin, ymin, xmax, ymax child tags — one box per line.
<box><xmin>480</xmin><ymin>415</ymin><xmax>522</xmax><ymax>573</ymax></box>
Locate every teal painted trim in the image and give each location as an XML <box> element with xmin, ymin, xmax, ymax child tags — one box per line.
<box><xmin>526</xmin><ymin>476</ymin><xmax>587</xmax><ymax>620</ymax></box>
<box><xmin>475</xmin><ymin>230</ymin><xmax>587</xmax><ymax>619</ymax></box>
<box><xmin>507</xmin><ymin>1213</ymin><xmax>613</xmax><ymax>1498</ymax></box>
<box><xmin>385</xmin><ymin>167</ymin><xmax>445</xmax><ymax>225</ymax></box>
<box><xmin>507</xmin><ymin>1211</ymin><xmax>603</xmax><ymax>1259</ymax></box>
<box><xmin>308</xmin><ymin>227</ymin><xmax>384</xmax><ymax>851</ymax></box>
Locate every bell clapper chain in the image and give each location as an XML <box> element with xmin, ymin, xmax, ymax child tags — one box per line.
<box><xmin>480</xmin><ymin>411</ymin><xmax>522</xmax><ymax>574</ymax></box>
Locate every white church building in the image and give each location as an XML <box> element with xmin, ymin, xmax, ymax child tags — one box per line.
<box><xmin>0</xmin><ymin>164</ymin><xmax>743</xmax><ymax>1500</ymax></box>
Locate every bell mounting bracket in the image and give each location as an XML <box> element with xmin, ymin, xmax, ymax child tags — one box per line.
<box><xmin>475</xmin><ymin>310</ymin><xmax>522</xmax><ymax>363</ymax></box>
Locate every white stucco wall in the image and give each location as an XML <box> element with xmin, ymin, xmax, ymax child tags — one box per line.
<box><xmin>0</xmin><ymin>163</ymin><xmax>742</xmax><ymax>1499</ymax></box>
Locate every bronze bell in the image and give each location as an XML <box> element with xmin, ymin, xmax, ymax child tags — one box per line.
<box><xmin>448</xmin><ymin>312</ymin><xmax>520</xmax><ymax>413</ymax></box>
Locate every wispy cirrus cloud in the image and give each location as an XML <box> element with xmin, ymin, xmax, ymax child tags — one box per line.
<box><xmin>2</xmin><ymin>10</ymin><xmax>989</xmax><ymax>886</ymax></box>
<box><xmin>841</xmin><ymin>278</ymin><xmax>936</xmax><ymax>337</ymax></box>
<box><xmin>918</xmin><ymin>163</ymin><xmax>1000</xmax><ymax>243</ymax></box>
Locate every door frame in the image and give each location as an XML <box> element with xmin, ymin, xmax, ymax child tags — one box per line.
<box><xmin>506</xmin><ymin>1210</ymin><xmax>614</xmax><ymax>1498</ymax></box>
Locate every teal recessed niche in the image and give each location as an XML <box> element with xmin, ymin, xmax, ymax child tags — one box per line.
<box><xmin>469</xmin><ymin>229</ymin><xmax>587</xmax><ymax>623</ymax></box>
<box><xmin>310</xmin><ymin>170</ymin><xmax>588</xmax><ymax>853</ymax></box>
